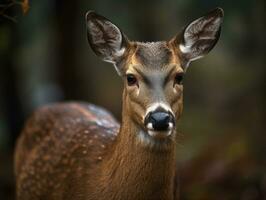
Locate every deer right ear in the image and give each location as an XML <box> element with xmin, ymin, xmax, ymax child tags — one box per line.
<box><xmin>86</xmin><ymin>11</ymin><xmax>129</xmax><ymax>72</ymax></box>
<box><xmin>171</xmin><ymin>8</ymin><xmax>224</xmax><ymax>69</ymax></box>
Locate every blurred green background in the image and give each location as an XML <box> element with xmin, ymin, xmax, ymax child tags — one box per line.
<box><xmin>0</xmin><ymin>0</ymin><xmax>265</xmax><ymax>199</ymax></box>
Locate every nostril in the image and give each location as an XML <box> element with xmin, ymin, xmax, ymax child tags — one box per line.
<box><xmin>164</xmin><ymin>115</ymin><xmax>170</xmax><ymax>122</ymax></box>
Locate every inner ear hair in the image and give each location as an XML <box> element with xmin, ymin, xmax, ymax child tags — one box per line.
<box><xmin>177</xmin><ymin>8</ymin><xmax>224</xmax><ymax>66</ymax></box>
<box><xmin>86</xmin><ymin>11</ymin><xmax>129</xmax><ymax>64</ymax></box>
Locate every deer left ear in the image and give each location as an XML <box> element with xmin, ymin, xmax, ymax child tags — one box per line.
<box><xmin>172</xmin><ymin>8</ymin><xmax>224</xmax><ymax>68</ymax></box>
<box><xmin>86</xmin><ymin>11</ymin><xmax>129</xmax><ymax>69</ymax></box>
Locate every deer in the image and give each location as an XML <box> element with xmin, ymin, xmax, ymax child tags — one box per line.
<box><xmin>15</xmin><ymin>8</ymin><xmax>224</xmax><ymax>200</ymax></box>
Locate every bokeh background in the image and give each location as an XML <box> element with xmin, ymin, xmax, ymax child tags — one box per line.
<box><xmin>0</xmin><ymin>0</ymin><xmax>265</xmax><ymax>199</ymax></box>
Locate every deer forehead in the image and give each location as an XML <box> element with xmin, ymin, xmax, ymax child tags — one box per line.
<box><xmin>125</xmin><ymin>42</ymin><xmax>183</xmax><ymax>89</ymax></box>
<box><xmin>127</xmin><ymin>41</ymin><xmax>182</xmax><ymax>71</ymax></box>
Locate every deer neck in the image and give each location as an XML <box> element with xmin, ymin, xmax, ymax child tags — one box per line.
<box><xmin>95</xmin><ymin>92</ymin><xmax>177</xmax><ymax>200</ymax></box>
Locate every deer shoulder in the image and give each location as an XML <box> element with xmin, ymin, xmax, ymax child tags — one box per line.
<box><xmin>15</xmin><ymin>102</ymin><xmax>119</xmax><ymax>199</ymax></box>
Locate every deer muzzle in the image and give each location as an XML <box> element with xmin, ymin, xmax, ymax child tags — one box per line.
<box><xmin>144</xmin><ymin>110</ymin><xmax>175</xmax><ymax>132</ymax></box>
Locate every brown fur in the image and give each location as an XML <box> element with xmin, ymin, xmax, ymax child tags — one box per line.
<box><xmin>15</xmin><ymin>101</ymin><xmax>179</xmax><ymax>200</ymax></box>
<box><xmin>15</xmin><ymin>40</ymin><xmax>182</xmax><ymax>200</ymax></box>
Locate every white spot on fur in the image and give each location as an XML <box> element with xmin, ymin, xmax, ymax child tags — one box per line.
<box><xmin>189</xmin><ymin>55</ymin><xmax>204</xmax><ymax>62</ymax></box>
<box><xmin>147</xmin><ymin>123</ymin><xmax>153</xmax><ymax>130</ymax></box>
<box><xmin>179</xmin><ymin>43</ymin><xmax>191</xmax><ymax>54</ymax></box>
<box><xmin>147</xmin><ymin>121</ymin><xmax>174</xmax><ymax>132</ymax></box>
<box><xmin>168</xmin><ymin>122</ymin><xmax>174</xmax><ymax>130</ymax></box>
<box><xmin>137</xmin><ymin>130</ymin><xmax>175</xmax><ymax>148</ymax></box>
<box><xmin>114</xmin><ymin>47</ymin><xmax>125</xmax><ymax>57</ymax></box>
<box><xmin>137</xmin><ymin>130</ymin><xmax>155</xmax><ymax>147</ymax></box>
<box><xmin>113</xmin><ymin>64</ymin><xmax>122</xmax><ymax>76</ymax></box>
<box><xmin>125</xmin><ymin>68</ymin><xmax>135</xmax><ymax>74</ymax></box>
<box><xmin>173</xmin><ymin>87</ymin><xmax>178</xmax><ymax>93</ymax></box>
<box><xmin>147</xmin><ymin>130</ymin><xmax>172</xmax><ymax>137</ymax></box>
<box><xmin>98</xmin><ymin>156</ymin><xmax>102</xmax><ymax>160</ymax></box>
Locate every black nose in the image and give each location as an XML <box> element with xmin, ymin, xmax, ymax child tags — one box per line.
<box><xmin>145</xmin><ymin>112</ymin><xmax>173</xmax><ymax>131</ymax></box>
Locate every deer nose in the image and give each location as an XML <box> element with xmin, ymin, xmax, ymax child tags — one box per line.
<box><xmin>145</xmin><ymin>111</ymin><xmax>174</xmax><ymax>131</ymax></box>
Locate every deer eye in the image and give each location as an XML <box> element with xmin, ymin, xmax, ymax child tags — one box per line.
<box><xmin>126</xmin><ymin>74</ymin><xmax>137</xmax><ymax>86</ymax></box>
<box><xmin>174</xmin><ymin>73</ymin><xmax>184</xmax><ymax>85</ymax></box>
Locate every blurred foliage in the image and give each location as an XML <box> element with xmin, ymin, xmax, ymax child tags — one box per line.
<box><xmin>0</xmin><ymin>0</ymin><xmax>29</xmax><ymax>22</ymax></box>
<box><xmin>0</xmin><ymin>0</ymin><xmax>265</xmax><ymax>199</ymax></box>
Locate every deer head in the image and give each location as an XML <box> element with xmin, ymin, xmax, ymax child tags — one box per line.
<box><xmin>86</xmin><ymin>8</ymin><xmax>223</xmax><ymax>144</ymax></box>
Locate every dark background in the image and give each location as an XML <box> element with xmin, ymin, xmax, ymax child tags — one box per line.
<box><xmin>0</xmin><ymin>0</ymin><xmax>265</xmax><ymax>199</ymax></box>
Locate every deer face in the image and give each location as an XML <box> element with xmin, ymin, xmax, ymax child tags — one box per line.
<box><xmin>122</xmin><ymin>42</ymin><xmax>183</xmax><ymax>138</ymax></box>
<box><xmin>86</xmin><ymin>8</ymin><xmax>223</xmax><ymax>139</ymax></box>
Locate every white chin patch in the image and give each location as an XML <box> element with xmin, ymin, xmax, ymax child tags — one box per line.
<box><xmin>146</xmin><ymin>122</ymin><xmax>174</xmax><ymax>138</ymax></box>
<box><xmin>137</xmin><ymin>130</ymin><xmax>174</xmax><ymax>148</ymax></box>
<box><xmin>147</xmin><ymin>130</ymin><xmax>172</xmax><ymax>138</ymax></box>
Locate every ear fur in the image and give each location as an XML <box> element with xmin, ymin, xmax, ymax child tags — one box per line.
<box><xmin>86</xmin><ymin>11</ymin><xmax>129</xmax><ymax>73</ymax></box>
<box><xmin>172</xmin><ymin>8</ymin><xmax>224</xmax><ymax>68</ymax></box>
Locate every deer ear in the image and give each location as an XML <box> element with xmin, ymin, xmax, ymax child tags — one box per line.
<box><xmin>173</xmin><ymin>8</ymin><xmax>224</xmax><ymax>68</ymax></box>
<box><xmin>86</xmin><ymin>11</ymin><xmax>129</xmax><ymax>66</ymax></box>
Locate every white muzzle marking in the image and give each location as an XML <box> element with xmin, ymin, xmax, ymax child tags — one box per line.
<box><xmin>144</xmin><ymin>102</ymin><xmax>174</xmax><ymax>119</ymax></box>
<box><xmin>144</xmin><ymin>102</ymin><xmax>175</xmax><ymax>138</ymax></box>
